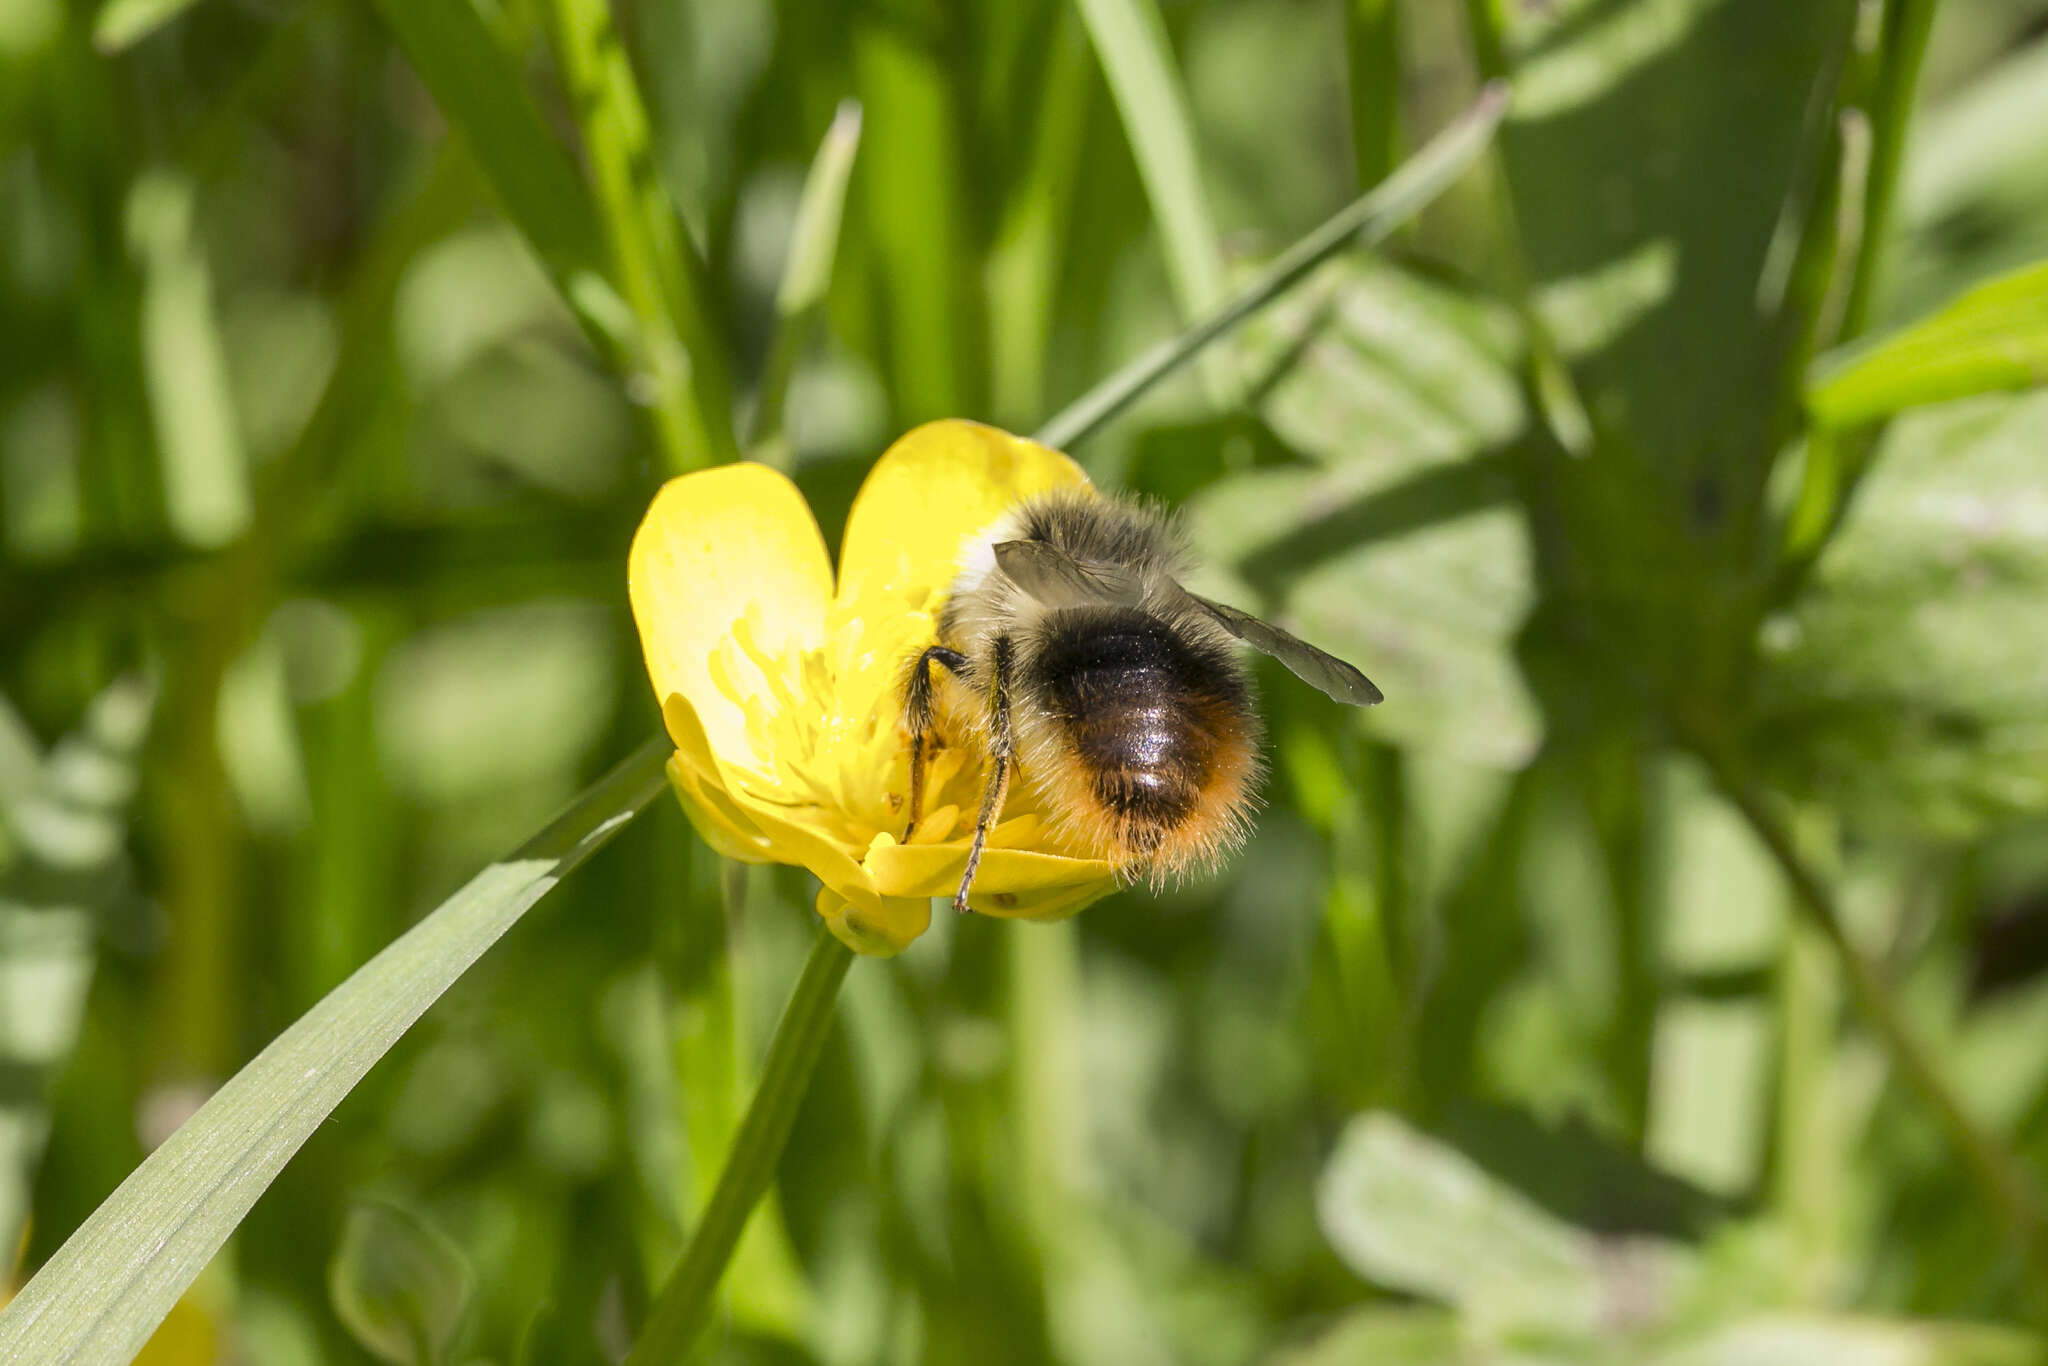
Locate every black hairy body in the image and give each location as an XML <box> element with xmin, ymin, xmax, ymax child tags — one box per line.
<box><xmin>903</xmin><ymin>489</ymin><xmax>1263</xmax><ymax>909</ymax></box>
<box><xmin>1031</xmin><ymin>605</ymin><xmax>1250</xmax><ymax>845</ymax></box>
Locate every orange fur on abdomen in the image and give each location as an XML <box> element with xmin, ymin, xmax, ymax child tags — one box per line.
<box><xmin>1017</xmin><ymin>605</ymin><xmax>1263</xmax><ymax>881</ymax></box>
<box><xmin>1029</xmin><ymin>697</ymin><xmax>1259</xmax><ymax>877</ymax></box>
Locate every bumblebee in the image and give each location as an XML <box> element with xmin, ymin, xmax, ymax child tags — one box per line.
<box><xmin>902</xmin><ymin>487</ymin><xmax>1382</xmax><ymax>911</ymax></box>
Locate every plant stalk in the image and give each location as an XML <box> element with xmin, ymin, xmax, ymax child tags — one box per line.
<box><xmin>544</xmin><ymin>0</ymin><xmax>736</xmax><ymax>472</ymax></box>
<box><xmin>1701</xmin><ymin>747</ymin><xmax>2048</xmax><ymax>1289</ymax></box>
<box><xmin>1032</xmin><ymin>81</ymin><xmax>1507</xmax><ymax>452</ymax></box>
<box><xmin>1838</xmin><ymin>0</ymin><xmax>1937</xmax><ymax>343</ymax></box>
<box><xmin>626</xmin><ymin>926</ymin><xmax>855</xmax><ymax>1365</ymax></box>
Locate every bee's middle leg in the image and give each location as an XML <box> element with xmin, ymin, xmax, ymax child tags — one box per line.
<box><xmin>903</xmin><ymin>644</ymin><xmax>969</xmax><ymax>841</ymax></box>
<box><xmin>956</xmin><ymin>635</ymin><xmax>1016</xmax><ymax>915</ymax></box>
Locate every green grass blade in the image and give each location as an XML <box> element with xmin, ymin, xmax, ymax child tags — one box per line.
<box><xmin>366</xmin><ymin>0</ymin><xmax>606</xmax><ymax>291</ymax></box>
<box><xmin>1460</xmin><ymin>0</ymin><xmax>1508</xmax><ymax>81</ymax></box>
<box><xmin>1809</xmin><ymin>257</ymin><xmax>2048</xmax><ymax>427</ymax></box>
<box><xmin>775</xmin><ymin>101</ymin><xmax>864</xmax><ymax>321</ymax></box>
<box><xmin>0</xmin><ymin>739</ymin><xmax>670</xmax><ymax>1365</ymax></box>
<box><xmin>545</xmin><ymin>0</ymin><xmax>738</xmax><ymax>471</ymax></box>
<box><xmin>127</xmin><ymin>169</ymin><xmax>251</xmax><ymax>549</ymax></box>
<box><xmin>1034</xmin><ymin>83</ymin><xmax>1508</xmax><ymax>451</ymax></box>
<box><xmin>1837</xmin><ymin>0</ymin><xmax>1938</xmax><ymax>342</ymax></box>
<box><xmin>987</xmin><ymin>13</ymin><xmax>1093</xmax><ymax>428</ymax></box>
<box><xmin>364</xmin><ymin>0</ymin><xmax>650</xmax><ymax>402</ymax></box>
<box><xmin>1345</xmin><ymin>0</ymin><xmax>1402</xmax><ymax>191</ymax></box>
<box><xmin>749</xmin><ymin>100</ymin><xmax>863</xmax><ymax>455</ymax></box>
<box><xmin>1075</xmin><ymin>0</ymin><xmax>1226</xmax><ymax>319</ymax></box>
<box><xmin>855</xmin><ymin>22</ymin><xmax>977</xmax><ymax>424</ymax></box>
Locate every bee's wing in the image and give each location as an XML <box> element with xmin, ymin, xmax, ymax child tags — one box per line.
<box><xmin>994</xmin><ymin>537</ymin><xmax>1383</xmax><ymax>706</ymax></box>
<box><xmin>992</xmin><ymin>539</ymin><xmax>1145</xmax><ymax>607</ymax></box>
<box><xmin>1180</xmin><ymin>590</ymin><xmax>1385</xmax><ymax>706</ymax></box>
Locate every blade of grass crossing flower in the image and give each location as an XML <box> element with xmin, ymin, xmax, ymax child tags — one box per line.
<box><xmin>1076</xmin><ymin>0</ymin><xmax>1231</xmax><ymax>400</ymax></box>
<box><xmin>545</xmin><ymin>0</ymin><xmax>738</xmax><ymax>472</ymax></box>
<box><xmin>1033</xmin><ymin>83</ymin><xmax>1508</xmax><ymax>451</ymax></box>
<box><xmin>0</xmin><ymin>739</ymin><xmax>671</xmax><ymax>1365</ymax></box>
<box><xmin>627</xmin><ymin>927</ymin><xmax>855</xmax><ymax>1366</ymax></box>
<box><xmin>749</xmin><ymin>101</ymin><xmax>864</xmax><ymax>459</ymax></box>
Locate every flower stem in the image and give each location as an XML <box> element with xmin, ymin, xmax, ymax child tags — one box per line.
<box><xmin>1700</xmin><ymin>746</ymin><xmax>2048</xmax><ymax>1290</ymax></box>
<box><xmin>625</xmin><ymin>926</ymin><xmax>855</xmax><ymax>1365</ymax></box>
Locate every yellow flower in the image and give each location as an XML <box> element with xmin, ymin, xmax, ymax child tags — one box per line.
<box><xmin>628</xmin><ymin>419</ymin><xmax>1121</xmax><ymax>955</ymax></box>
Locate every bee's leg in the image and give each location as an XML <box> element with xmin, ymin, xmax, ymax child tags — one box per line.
<box><xmin>956</xmin><ymin>635</ymin><xmax>1016</xmax><ymax>914</ymax></box>
<box><xmin>903</xmin><ymin>645</ymin><xmax>969</xmax><ymax>841</ymax></box>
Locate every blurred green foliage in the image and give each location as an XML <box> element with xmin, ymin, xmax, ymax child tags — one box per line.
<box><xmin>8</xmin><ymin>0</ymin><xmax>2048</xmax><ymax>1362</ymax></box>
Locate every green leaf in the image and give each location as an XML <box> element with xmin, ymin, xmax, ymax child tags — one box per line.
<box><xmin>1809</xmin><ymin>259</ymin><xmax>2048</xmax><ymax>428</ymax></box>
<box><xmin>329</xmin><ymin>1201</ymin><xmax>474</xmax><ymax>1366</ymax></box>
<box><xmin>1891</xmin><ymin>36</ymin><xmax>2048</xmax><ymax>328</ymax></box>
<box><xmin>1188</xmin><ymin>254</ymin><xmax>1540</xmax><ymax>767</ymax></box>
<box><xmin>1649</xmin><ymin>1315</ymin><xmax>2046</xmax><ymax>1366</ymax></box>
<box><xmin>1496</xmin><ymin>0</ymin><xmax>1846</xmax><ymax>539</ymax></box>
<box><xmin>1756</xmin><ymin>390</ymin><xmax>2048</xmax><ymax>835</ymax></box>
<box><xmin>1343</xmin><ymin>0</ymin><xmax>1401</xmax><ymax>192</ymax></box>
<box><xmin>1317</xmin><ymin>1112</ymin><xmax>1686</xmax><ymax>1337</ymax></box>
<box><xmin>0</xmin><ymin>739</ymin><xmax>668</xmax><ymax>1365</ymax></box>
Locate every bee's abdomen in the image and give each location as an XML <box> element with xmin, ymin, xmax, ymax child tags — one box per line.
<box><xmin>1031</xmin><ymin>608</ymin><xmax>1257</xmax><ymax>872</ymax></box>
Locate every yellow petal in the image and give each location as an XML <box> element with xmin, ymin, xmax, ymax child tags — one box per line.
<box><xmin>815</xmin><ymin>887</ymin><xmax>932</xmax><ymax>956</ymax></box>
<box><xmin>982</xmin><ymin>881</ymin><xmax>1119</xmax><ymax>922</ymax></box>
<box><xmin>864</xmin><ymin>838</ymin><xmax>1117</xmax><ymax>916</ymax></box>
<box><xmin>833</xmin><ymin>419</ymin><xmax>1091</xmax><ymax>615</ymax></box>
<box><xmin>630</xmin><ymin>463</ymin><xmax>832</xmax><ymax>771</ymax></box>
<box><xmin>699</xmin><ymin>745</ymin><xmax>886</xmax><ymax>913</ymax></box>
<box><xmin>664</xmin><ymin>751</ymin><xmax>775</xmax><ymax>864</ymax></box>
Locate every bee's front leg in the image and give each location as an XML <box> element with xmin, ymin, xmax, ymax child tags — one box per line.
<box><xmin>956</xmin><ymin>636</ymin><xmax>1015</xmax><ymax>914</ymax></box>
<box><xmin>903</xmin><ymin>644</ymin><xmax>969</xmax><ymax>842</ymax></box>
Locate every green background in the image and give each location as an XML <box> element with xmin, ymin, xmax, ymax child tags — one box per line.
<box><xmin>8</xmin><ymin>0</ymin><xmax>2048</xmax><ymax>1361</ymax></box>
